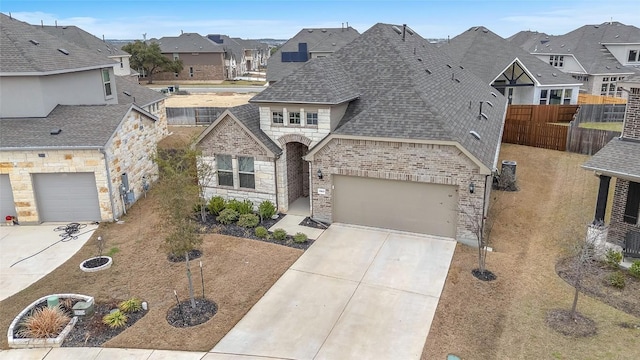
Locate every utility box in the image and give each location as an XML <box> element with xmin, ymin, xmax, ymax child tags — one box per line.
<box><xmin>72</xmin><ymin>301</ymin><xmax>95</xmax><ymax>317</ymax></box>
<box><xmin>126</xmin><ymin>190</ymin><xmax>135</xmax><ymax>204</ymax></box>
<box><xmin>501</xmin><ymin>160</ymin><xmax>517</xmax><ymax>181</ymax></box>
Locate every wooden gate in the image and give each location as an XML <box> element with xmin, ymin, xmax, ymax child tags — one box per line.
<box><xmin>502</xmin><ymin>105</ymin><xmax>578</xmax><ymax>151</ymax></box>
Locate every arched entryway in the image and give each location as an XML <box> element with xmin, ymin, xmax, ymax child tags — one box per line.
<box><xmin>285</xmin><ymin>141</ymin><xmax>310</xmax><ymax>214</ymax></box>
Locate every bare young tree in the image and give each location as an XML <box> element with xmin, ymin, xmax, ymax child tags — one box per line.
<box><xmin>195</xmin><ymin>154</ymin><xmax>215</xmax><ymax>223</ymax></box>
<box><xmin>461</xmin><ymin>195</ymin><xmax>501</xmax><ymax>281</ymax></box>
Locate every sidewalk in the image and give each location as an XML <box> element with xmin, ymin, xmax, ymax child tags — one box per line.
<box><xmin>0</xmin><ymin>347</ymin><xmax>208</xmax><ymax>360</ymax></box>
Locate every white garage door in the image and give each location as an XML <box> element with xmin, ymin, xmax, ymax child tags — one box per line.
<box><xmin>0</xmin><ymin>174</ymin><xmax>16</xmax><ymax>218</ymax></box>
<box><xmin>33</xmin><ymin>173</ymin><xmax>101</xmax><ymax>222</ymax></box>
<box><xmin>332</xmin><ymin>175</ymin><xmax>458</xmax><ymax>237</ymax></box>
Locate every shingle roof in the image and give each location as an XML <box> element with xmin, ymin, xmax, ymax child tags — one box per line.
<box><xmin>507</xmin><ymin>30</ymin><xmax>553</xmax><ymax>50</ymax></box>
<box><xmin>206</xmin><ymin>34</ymin><xmax>245</xmax><ymax>61</ymax></box>
<box><xmin>251</xmin><ymin>56</ymin><xmax>360</xmax><ymax>104</ymax></box>
<box><xmin>582</xmin><ymin>138</ymin><xmax>640</xmax><ymax>180</ymax></box>
<box><xmin>38</xmin><ymin>25</ymin><xmax>129</xmax><ymax>57</ymax></box>
<box><xmin>443</xmin><ymin>26</ymin><xmax>580</xmax><ymax>86</ymax></box>
<box><xmin>518</xmin><ymin>22</ymin><xmax>640</xmax><ymax>75</ymax></box>
<box><xmin>227</xmin><ymin>103</ymin><xmax>281</xmax><ymax>155</ymax></box>
<box><xmin>152</xmin><ymin>33</ymin><xmax>224</xmax><ymax>53</ymax></box>
<box><xmin>0</xmin><ymin>104</ymin><xmax>134</xmax><ymax>149</ymax></box>
<box><xmin>0</xmin><ymin>13</ymin><xmax>118</xmax><ymax>74</ymax></box>
<box><xmin>266</xmin><ymin>27</ymin><xmax>359</xmax><ymax>82</ymax></box>
<box><xmin>115</xmin><ymin>76</ymin><xmax>165</xmax><ymax>107</ymax></box>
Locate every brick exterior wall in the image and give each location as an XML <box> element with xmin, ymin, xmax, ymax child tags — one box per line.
<box><xmin>0</xmin><ymin>108</ymin><xmax>164</xmax><ymax>223</ymax></box>
<box><xmin>623</xmin><ymin>87</ymin><xmax>640</xmax><ymax>140</ymax></box>
<box><xmin>609</xmin><ymin>179</ymin><xmax>640</xmax><ymax>246</ymax></box>
<box><xmin>310</xmin><ymin>138</ymin><xmax>487</xmax><ymax>242</ymax></box>
<box><xmin>198</xmin><ymin>115</ymin><xmax>277</xmax><ymax>206</ymax></box>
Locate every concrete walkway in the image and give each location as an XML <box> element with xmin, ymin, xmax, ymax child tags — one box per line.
<box><xmin>209</xmin><ymin>224</ymin><xmax>456</xmax><ymax>360</ymax></box>
<box><xmin>0</xmin><ymin>223</ymin><xmax>98</xmax><ymax>301</ymax></box>
<box><xmin>0</xmin><ymin>348</ymin><xmax>207</xmax><ymax>360</ymax></box>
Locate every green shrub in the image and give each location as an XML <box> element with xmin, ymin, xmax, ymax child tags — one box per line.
<box><xmin>607</xmin><ymin>271</ymin><xmax>626</xmax><ymax>289</ymax></box>
<box><xmin>193</xmin><ymin>203</ymin><xmax>203</xmax><ymax>214</ymax></box>
<box><xmin>107</xmin><ymin>247</ymin><xmax>120</xmax><ymax>257</ymax></box>
<box><xmin>630</xmin><ymin>261</ymin><xmax>640</xmax><ymax>279</ymax></box>
<box><xmin>102</xmin><ymin>309</ymin><xmax>128</xmax><ymax>328</ymax></box>
<box><xmin>237</xmin><ymin>199</ymin><xmax>254</xmax><ymax>215</ymax></box>
<box><xmin>255</xmin><ymin>226</ymin><xmax>269</xmax><ymax>239</ymax></box>
<box><xmin>17</xmin><ymin>306</ymin><xmax>70</xmax><ymax>338</ymax></box>
<box><xmin>604</xmin><ymin>249</ymin><xmax>622</xmax><ymax>269</ymax></box>
<box><xmin>118</xmin><ymin>298</ymin><xmax>142</xmax><ymax>313</ymax></box>
<box><xmin>226</xmin><ymin>199</ymin><xmax>242</xmax><ymax>213</ymax></box>
<box><xmin>207</xmin><ymin>196</ymin><xmax>226</xmax><ymax>216</ymax></box>
<box><xmin>272</xmin><ymin>228</ymin><xmax>287</xmax><ymax>241</ymax></box>
<box><xmin>217</xmin><ymin>208</ymin><xmax>239</xmax><ymax>225</ymax></box>
<box><xmin>238</xmin><ymin>213</ymin><xmax>260</xmax><ymax>228</ymax></box>
<box><xmin>293</xmin><ymin>232</ymin><xmax>308</xmax><ymax>243</ymax></box>
<box><xmin>258</xmin><ymin>200</ymin><xmax>277</xmax><ymax>221</ymax></box>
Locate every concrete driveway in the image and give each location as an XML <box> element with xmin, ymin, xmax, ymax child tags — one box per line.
<box><xmin>207</xmin><ymin>224</ymin><xmax>456</xmax><ymax>360</ymax></box>
<box><xmin>0</xmin><ymin>223</ymin><xmax>97</xmax><ymax>301</ymax></box>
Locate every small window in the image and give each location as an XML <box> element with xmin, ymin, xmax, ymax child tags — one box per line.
<box><xmin>539</xmin><ymin>89</ymin><xmax>548</xmax><ymax>104</ymax></box>
<box><xmin>119</xmin><ymin>58</ymin><xmax>124</xmax><ymax>68</ymax></box>
<box><xmin>102</xmin><ymin>69</ymin><xmax>112</xmax><ymax>97</ymax></box>
<box><xmin>189</xmin><ymin>67</ymin><xmax>194</xmax><ymax>77</ymax></box>
<box><xmin>272</xmin><ymin>111</ymin><xmax>283</xmax><ymax>124</ymax></box>
<box><xmin>628</xmin><ymin>49</ymin><xmax>639</xmax><ymax>63</ymax></box>
<box><xmin>238</xmin><ymin>156</ymin><xmax>255</xmax><ymax>189</ymax></box>
<box><xmin>306</xmin><ymin>112</ymin><xmax>318</xmax><ymax>125</ymax></box>
<box><xmin>289</xmin><ymin>112</ymin><xmax>301</xmax><ymax>125</ymax></box>
<box><xmin>563</xmin><ymin>89</ymin><xmax>572</xmax><ymax>104</ymax></box>
<box><xmin>217</xmin><ymin>154</ymin><xmax>233</xmax><ymax>187</ymax></box>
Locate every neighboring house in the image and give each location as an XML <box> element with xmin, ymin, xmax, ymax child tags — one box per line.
<box><xmin>266</xmin><ymin>26</ymin><xmax>360</xmax><ymax>84</ymax></box>
<box><xmin>207</xmin><ymin>34</ymin><xmax>270</xmax><ymax>78</ymax></box>
<box><xmin>38</xmin><ymin>24</ymin><xmax>135</xmax><ymax>77</ymax></box>
<box><xmin>442</xmin><ymin>26</ymin><xmax>582</xmax><ymax>105</ymax></box>
<box><xmin>509</xmin><ymin>22</ymin><xmax>640</xmax><ymax>99</ymax></box>
<box><xmin>149</xmin><ymin>32</ymin><xmax>225</xmax><ymax>82</ymax></box>
<box><xmin>0</xmin><ymin>14</ymin><xmax>167</xmax><ymax>223</ymax></box>
<box><xmin>582</xmin><ymin>75</ymin><xmax>640</xmax><ymax>246</ymax></box>
<box><xmin>196</xmin><ymin>23</ymin><xmax>508</xmax><ymax>244</ymax></box>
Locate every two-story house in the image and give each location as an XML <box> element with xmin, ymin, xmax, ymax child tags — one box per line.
<box><xmin>583</xmin><ymin>75</ymin><xmax>640</xmax><ymax>247</ymax></box>
<box><xmin>509</xmin><ymin>22</ymin><xmax>640</xmax><ymax>100</ymax></box>
<box><xmin>207</xmin><ymin>34</ymin><xmax>270</xmax><ymax>78</ymax></box>
<box><xmin>149</xmin><ymin>32</ymin><xmax>226</xmax><ymax>82</ymax></box>
<box><xmin>195</xmin><ymin>23</ymin><xmax>507</xmax><ymax>244</ymax></box>
<box><xmin>266</xmin><ymin>26</ymin><xmax>360</xmax><ymax>84</ymax></box>
<box><xmin>442</xmin><ymin>26</ymin><xmax>582</xmax><ymax>105</ymax></box>
<box><xmin>0</xmin><ymin>14</ymin><xmax>167</xmax><ymax>224</ymax></box>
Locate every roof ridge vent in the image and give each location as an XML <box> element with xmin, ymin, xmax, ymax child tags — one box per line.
<box><xmin>391</xmin><ymin>26</ymin><xmax>402</xmax><ymax>34</ymax></box>
<box><xmin>57</xmin><ymin>48</ymin><xmax>69</xmax><ymax>55</ymax></box>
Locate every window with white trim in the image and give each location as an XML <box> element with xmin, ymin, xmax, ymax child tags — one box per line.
<box><xmin>549</xmin><ymin>55</ymin><xmax>564</xmax><ymax>68</ymax></box>
<box><xmin>289</xmin><ymin>111</ymin><xmax>301</xmax><ymax>125</ymax></box>
<box><xmin>600</xmin><ymin>76</ymin><xmax>624</xmax><ymax>97</ymax></box>
<box><xmin>272</xmin><ymin>111</ymin><xmax>283</xmax><ymax>124</ymax></box>
<box><xmin>539</xmin><ymin>88</ymin><xmax>572</xmax><ymax>104</ymax></box>
<box><xmin>216</xmin><ymin>154</ymin><xmax>233</xmax><ymax>186</ymax></box>
<box><xmin>238</xmin><ymin>156</ymin><xmax>255</xmax><ymax>189</ymax></box>
<box><xmin>628</xmin><ymin>49</ymin><xmax>639</xmax><ymax>63</ymax></box>
<box><xmin>306</xmin><ymin>112</ymin><xmax>318</xmax><ymax>125</ymax></box>
<box><xmin>102</xmin><ymin>69</ymin><xmax>112</xmax><ymax>97</ymax></box>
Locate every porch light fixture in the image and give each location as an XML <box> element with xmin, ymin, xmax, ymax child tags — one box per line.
<box><xmin>317</xmin><ymin>169</ymin><xmax>323</xmax><ymax>180</ymax></box>
<box><xmin>469</xmin><ymin>182</ymin><xmax>475</xmax><ymax>194</ymax></box>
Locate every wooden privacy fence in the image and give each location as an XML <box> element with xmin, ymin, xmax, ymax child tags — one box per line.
<box><xmin>566</xmin><ymin>124</ymin><xmax>621</xmax><ymax>155</ymax></box>
<box><xmin>578</xmin><ymin>93</ymin><xmax>626</xmax><ymax>105</ymax></box>
<box><xmin>502</xmin><ymin>105</ymin><xmax>579</xmax><ymax>151</ymax></box>
<box><xmin>166</xmin><ymin>107</ymin><xmax>228</xmax><ymax>125</ymax></box>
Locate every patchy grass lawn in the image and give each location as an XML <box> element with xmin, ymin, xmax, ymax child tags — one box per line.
<box><xmin>579</xmin><ymin>122</ymin><xmax>623</xmax><ymax>132</ymax></box>
<box><xmin>423</xmin><ymin>144</ymin><xmax>639</xmax><ymax>360</ymax></box>
<box><xmin>0</xmin><ymin>187</ymin><xmax>302</xmax><ymax>351</ymax></box>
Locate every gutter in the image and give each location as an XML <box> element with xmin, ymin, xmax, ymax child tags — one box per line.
<box><xmin>99</xmin><ymin>148</ymin><xmax>118</xmax><ymax>222</ymax></box>
<box><xmin>0</xmin><ymin>146</ymin><xmax>104</xmax><ymax>151</ymax></box>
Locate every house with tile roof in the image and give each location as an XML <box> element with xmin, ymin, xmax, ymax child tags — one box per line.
<box><xmin>509</xmin><ymin>22</ymin><xmax>640</xmax><ymax>100</ymax></box>
<box><xmin>0</xmin><ymin>13</ymin><xmax>167</xmax><ymax>223</ymax></box>
<box><xmin>583</xmin><ymin>75</ymin><xmax>640</xmax><ymax>248</ymax></box>
<box><xmin>266</xmin><ymin>26</ymin><xmax>359</xmax><ymax>84</ymax></box>
<box><xmin>195</xmin><ymin>23</ymin><xmax>507</xmax><ymax>244</ymax></box>
<box><xmin>38</xmin><ymin>24</ymin><xmax>135</xmax><ymax>77</ymax></box>
<box><xmin>149</xmin><ymin>32</ymin><xmax>225</xmax><ymax>82</ymax></box>
<box><xmin>443</xmin><ymin>26</ymin><xmax>582</xmax><ymax>105</ymax></box>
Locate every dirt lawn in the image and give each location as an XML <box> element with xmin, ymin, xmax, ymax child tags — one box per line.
<box><xmin>164</xmin><ymin>92</ymin><xmax>256</xmax><ymax>108</ymax></box>
<box><xmin>0</xmin><ymin>188</ymin><xmax>302</xmax><ymax>351</ymax></box>
<box><xmin>422</xmin><ymin>144</ymin><xmax>639</xmax><ymax>360</ymax></box>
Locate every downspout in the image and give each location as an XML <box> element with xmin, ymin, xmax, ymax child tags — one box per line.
<box><xmin>100</xmin><ymin>148</ymin><xmax>117</xmax><ymax>221</ymax></box>
<box><xmin>273</xmin><ymin>155</ymin><xmax>280</xmax><ymax>211</ymax></box>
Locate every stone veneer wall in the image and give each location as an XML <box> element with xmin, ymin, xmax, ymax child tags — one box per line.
<box><xmin>258</xmin><ymin>105</ymin><xmax>330</xmax><ymax>147</ymax></box>
<box><xmin>310</xmin><ymin>138</ymin><xmax>487</xmax><ymax>242</ymax></box>
<box><xmin>198</xmin><ymin>115</ymin><xmax>277</xmax><ymax>206</ymax></box>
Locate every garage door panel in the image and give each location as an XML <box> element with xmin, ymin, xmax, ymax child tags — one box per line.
<box><xmin>333</xmin><ymin>176</ymin><xmax>457</xmax><ymax>237</ymax></box>
<box><xmin>33</xmin><ymin>173</ymin><xmax>101</xmax><ymax>222</ymax></box>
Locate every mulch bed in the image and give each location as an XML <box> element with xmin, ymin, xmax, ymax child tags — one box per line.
<box><xmin>62</xmin><ymin>301</ymin><xmax>147</xmax><ymax>347</ymax></box>
<box><xmin>82</xmin><ymin>257</ymin><xmax>110</xmax><ymax>268</ymax></box>
<box><xmin>166</xmin><ymin>298</ymin><xmax>217</xmax><ymax>328</ymax></box>
<box><xmin>168</xmin><ymin>249</ymin><xmax>203</xmax><ymax>263</ymax></box>
<box><xmin>197</xmin><ymin>213</ymin><xmax>315</xmax><ymax>250</ymax></box>
<box><xmin>472</xmin><ymin>269</ymin><xmax>497</xmax><ymax>281</ymax></box>
<box><xmin>556</xmin><ymin>256</ymin><xmax>640</xmax><ymax>318</ymax></box>
<box><xmin>546</xmin><ymin>309</ymin><xmax>597</xmax><ymax>337</ymax></box>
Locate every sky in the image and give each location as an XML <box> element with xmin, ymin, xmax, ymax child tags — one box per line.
<box><xmin>1</xmin><ymin>0</ymin><xmax>639</xmax><ymax>41</ymax></box>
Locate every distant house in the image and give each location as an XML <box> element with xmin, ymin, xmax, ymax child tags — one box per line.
<box><xmin>266</xmin><ymin>26</ymin><xmax>360</xmax><ymax>84</ymax></box>
<box><xmin>38</xmin><ymin>24</ymin><xmax>135</xmax><ymax>77</ymax></box>
<box><xmin>0</xmin><ymin>14</ymin><xmax>167</xmax><ymax>223</ymax></box>
<box><xmin>509</xmin><ymin>22</ymin><xmax>640</xmax><ymax>99</ymax></box>
<box><xmin>583</xmin><ymin>75</ymin><xmax>640</xmax><ymax>246</ymax></box>
<box><xmin>196</xmin><ymin>24</ymin><xmax>507</xmax><ymax>244</ymax></box>
<box><xmin>442</xmin><ymin>26</ymin><xmax>582</xmax><ymax>105</ymax></box>
<box><xmin>149</xmin><ymin>32</ymin><xmax>226</xmax><ymax>82</ymax></box>
<box><xmin>207</xmin><ymin>34</ymin><xmax>270</xmax><ymax>78</ymax></box>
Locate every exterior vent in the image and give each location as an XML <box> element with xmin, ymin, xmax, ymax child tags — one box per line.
<box><xmin>486</xmin><ymin>101</ymin><xmax>494</xmax><ymax>107</ymax></box>
<box><xmin>537</xmin><ymin>73</ymin><xmax>542</xmax><ymax>77</ymax></box>
<box><xmin>552</xmin><ymin>73</ymin><xmax>557</xmax><ymax>77</ymax></box>
<box><xmin>321</xmin><ymin>29</ymin><xmax>327</xmax><ymax>33</ymax></box>
<box><xmin>491</xmin><ymin>92</ymin><xmax>497</xmax><ymax>98</ymax></box>
<box><xmin>307</xmin><ymin>29</ymin><xmax>313</xmax><ymax>33</ymax></box>
<box><xmin>57</xmin><ymin>48</ymin><xmax>69</xmax><ymax>55</ymax></box>
<box><xmin>97</xmin><ymin>49</ymin><xmax>102</xmax><ymax>52</ymax></box>
<box><xmin>480</xmin><ymin>112</ymin><xmax>488</xmax><ymax>120</ymax></box>
<box><xmin>425</xmin><ymin>69</ymin><xmax>432</xmax><ymax>75</ymax></box>
<box><xmin>446</xmin><ymin>64</ymin><xmax>452</xmax><ymax>68</ymax></box>
<box><xmin>391</xmin><ymin>26</ymin><xmax>402</xmax><ymax>34</ymax></box>
<box><xmin>417</xmin><ymin>58</ymin><xmax>422</xmax><ymax>62</ymax></box>
<box><xmin>29</xmin><ymin>39</ymin><xmax>39</xmax><ymax>45</ymax></box>
<box><xmin>123</xmin><ymin>91</ymin><xmax>132</xmax><ymax>97</ymax></box>
<box><xmin>454</xmin><ymin>78</ymin><xmax>461</xmax><ymax>83</ymax></box>
<box><xmin>459</xmin><ymin>65</ymin><xmax>464</xmax><ymax>69</ymax></box>
<box><xmin>470</xmin><ymin>131</ymin><xmax>481</xmax><ymax>140</ymax></box>
<box><xmin>482</xmin><ymin>28</ymin><xmax>489</xmax><ymax>33</ymax></box>
<box><xmin>405</xmin><ymin>27</ymin><xmax>414</xmax><ymax>35</ymax></box>
<box><xmin>50</xmin><ymin>129</ymin><xmax>62</xmax><ymax>135</ymax></box>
